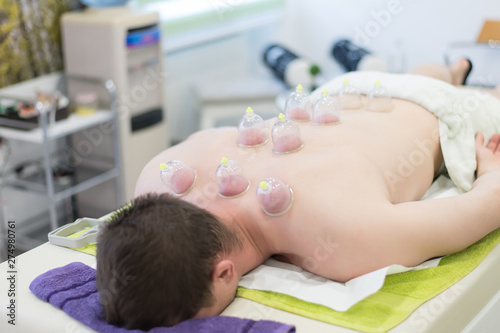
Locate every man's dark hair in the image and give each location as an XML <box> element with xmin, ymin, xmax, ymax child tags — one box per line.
<box><xmin>96</xmin><ymin>193</ymin><xmax>242</xmax><ymax>329</ymax></box>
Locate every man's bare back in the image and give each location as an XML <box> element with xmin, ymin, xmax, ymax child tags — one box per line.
<box><xmin>135</xmin><ymin>95</ymin><xmax>447</xmax><ymax>281</ymax></box>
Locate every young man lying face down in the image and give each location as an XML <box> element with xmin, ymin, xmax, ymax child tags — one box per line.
<box><xmin>96</xmin><ymin>59</ymin><xmax>500</xmax><ymax>329</ymax></box>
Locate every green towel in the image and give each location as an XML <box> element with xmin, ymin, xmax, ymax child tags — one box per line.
<box><xmin>237</xmin><ymin>227</ymin><xmax>500</xmax><ymax>333</ymax></box>
<box><xmin>69</xmin><ymin>227</ymin><xmax>500</xmax><ymax>333</ymax></box>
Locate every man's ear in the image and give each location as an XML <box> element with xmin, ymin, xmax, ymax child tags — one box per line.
<box><xmin>212</xmin><ymin>259</ymin><xmax>236</xmax><ymax>284</ymax></box>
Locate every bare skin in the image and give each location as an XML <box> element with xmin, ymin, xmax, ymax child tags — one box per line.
<box><xmin>135</xmin><ymin>60</ymin><xmax>500</xmax><ymax>317</ymax></box>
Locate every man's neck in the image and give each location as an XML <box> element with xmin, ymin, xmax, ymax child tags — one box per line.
<box><xmin>224</xmin><ymin>211</ymin><xmax>273</xmax><ymax>278</ymax></box>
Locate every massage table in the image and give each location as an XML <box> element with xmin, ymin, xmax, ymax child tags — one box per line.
<box><xmin>1</xmin><ymin>219</ymin><xmax>500</xmax><ymax>333</ymax></box>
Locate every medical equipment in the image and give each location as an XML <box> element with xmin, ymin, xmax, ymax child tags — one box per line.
<box><xmin>312</xmin><ymin>89</ymin><xmax>341</xmax><ymax>125</ymax></box>
<box><xmin>367</xmin><ymin>80</ymin><xmax>392</xmax><ymax>112</ymax></box>
<box><xmin>48</xmin><ymin>217</ymin><xmax>104</xmax><ymax>248</ymax></box>
<box><xmin>216</xmin><ymin>157</ymin><xmax>251</xmax><ymax>198</ymax></box>
<box><xmin>61</xmin><ymin>8</ymin><xmax>169</xmax><ymax>204</ymax></box>
<box><xmin>284</xmin><ymin>84</ymin><xmax>313</xmax><ymax>121</ymax></box>
<box><xmin>237</xmin><ymin>107</ymin><xmax>268</xmax><ymax>147</ymax></box>
<box><xmin>338</xmin><ymin>79</ymin><xmax>362</xmax><ymax>110</ymax></box>
<box><xmin>272</xmin><ymin>113</ymin><xmax>304</xmax><ymax>154</ymax></box>
<box><xmin>256</xmin><ymin>177</ymin><xmax>294</xmax><ymax>216</ymax></box>
<box><xmin>160</xmin><ymin>160</ymin><xmax>197</xmax><ymax>197</ymax></box>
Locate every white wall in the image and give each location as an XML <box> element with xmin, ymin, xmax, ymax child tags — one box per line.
<box><xmin>273</xmin><ymin>0</ymin><xmax>499</xmax><ymax>77</ymax></box>
<box><xmin>163</xmin><ymin>24</ymin><xmax>281</xmax><ymax>141</ymax></box>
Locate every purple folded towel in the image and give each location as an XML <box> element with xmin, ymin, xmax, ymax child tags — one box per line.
<box><xmin>29</xmin><ymin>262</ymin><xmax>295</xmax><ymax>333</ymax></box>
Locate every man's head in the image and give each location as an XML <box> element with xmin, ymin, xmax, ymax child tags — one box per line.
<box><xmin>96</xmin><ymin>193</ymin><xmax>242</xmax><ymax>329</ymax></box>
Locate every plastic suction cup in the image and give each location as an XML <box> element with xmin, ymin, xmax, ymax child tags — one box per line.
<box><xmin>367</xmin><ymin>80</ymin><xmax>392</xmax><ymax>112</ymax></box>
<box><xmin>160</xmin><ymin>160</ymin><xmax>197</xmax><ymax>196</ymax></box>
<box><xmin>256</xmin><ymin>177</ymin><xmax>294</xmax><ymax>216</ymax></box>
<box><xmin>312</xmin><ymin>89</ymin><xmax>341</xmax><ymax>125</ymax></box>
<box><xmin>216</xmin><ymin>157</ymin><xmax>251</xmax><ymax>198</ymax></box>
<box><xmin>238</xmin><ymin>107</ymin><xmax>268</xmax><ymax>147</ymax></box>
<box><xmin>284</xmin><ymin>84</ymin><xmax>312</xmax><ymax>121</ymax></box>
<box><xmin>272</xmin><ymin>113</ymin><xmax>304</xmax><ymax>154</ymax></box>
<box><xmin>338</xmin><ymin>79</ymin><xmax>362</xmax><ymax>109</ymax></box>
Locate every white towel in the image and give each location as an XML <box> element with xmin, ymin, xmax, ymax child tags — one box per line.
<box><xmin>311</xmin><ymin>72</ymin><xmax>500</xmax><ymax>192</ymax></box>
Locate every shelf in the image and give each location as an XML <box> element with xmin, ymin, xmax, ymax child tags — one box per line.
<box><xmin>1</xmin><ymin>165</ymin><xmax>120</xmax><ymax>203</ymax></box>
<box><xmin>0</xmin><ymin>110</ymin><xmax>114</xmax><ymax>143</ymax></box>
<box><xmin>14</xmin><ymin>213</ymin><xmax>66</xmax><ymax>253</ymax></box>
<box><xmin>55</xmin><ymin>168</ymin><xmax>120</xmax><ymax>202</ymax></box>
<box><xmin>0</xmin><ymin>73</ymin><xmax>123</xmax><ymax>236</ymax></box>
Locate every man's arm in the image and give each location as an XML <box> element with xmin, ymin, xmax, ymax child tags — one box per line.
<box><xmin>342</xmin><ymin>133</ymin><xmax>500</xmax><ymax>279</ymax></box>
<box><xmin>388</xmin><ymin>187</ymin><xmax>499</xmax><ymax>262</ymax></box>
<box><xmin>370</xmin><ymin>133</ymin><xmax>500</xmax><ymax>269</ymax></box>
